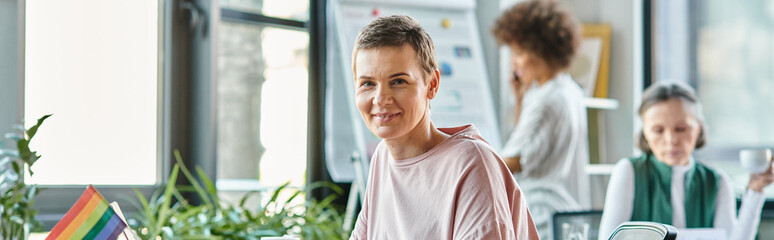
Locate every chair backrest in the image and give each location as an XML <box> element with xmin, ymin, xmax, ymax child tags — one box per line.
<box><xmin>553</xmin><ymin>210</ymin><xmax>603</xmax><ymax>240</ymax></box>
<box><xmin>608</xmin><ymin>221</ymin><xmax>678</xmax><ymax>240</ymax></box>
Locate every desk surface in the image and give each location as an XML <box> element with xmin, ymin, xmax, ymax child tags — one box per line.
<box><xmin>30</xmin><ymin>233</ymin><xmax>46</xmax><ymax>240</ymax></box>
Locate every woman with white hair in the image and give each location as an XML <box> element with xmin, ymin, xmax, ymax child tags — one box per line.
<box><xmin>598</xmin><ymin>81</ymin><xmax>774</xmax><ymax>240</ymax></box>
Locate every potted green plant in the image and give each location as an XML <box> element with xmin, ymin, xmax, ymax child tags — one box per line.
<box><xmin>128</xmin><ymin>151</ymin><xmax>351</xmax><ymax>240</ymax></box>
<box><xmin>0</xmin><ymin>114</ymin><xmax>50</xmax><ymax>240</ymax></box>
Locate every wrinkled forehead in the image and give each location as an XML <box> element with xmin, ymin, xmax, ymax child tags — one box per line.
<box><xmin>354</xmin><ymin>44</ymin><xmax>416</xmax><ymax>62</ymax></box>
<box><xmin>353</xmin><ymin>45</ymin><xmax>422</xmax><ymax>74</ymax></box>
<box><xmin>641</xmin><ymin>98</ymin><xmax>703</xmax><ymax>123</ymax></box>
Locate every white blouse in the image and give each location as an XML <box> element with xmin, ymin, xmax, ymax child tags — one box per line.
<box><xmin>501</xmin><ymin>73</ymin><xmax>590</xmax><ymax>239</ymax></box>
<box><xmin>598</xmin><ymin>158</ymin><xmax>766</xmax><ymax>240</ymax></box>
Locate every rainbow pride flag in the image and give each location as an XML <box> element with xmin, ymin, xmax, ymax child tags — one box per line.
<box><xmin>46</xmin><ymin>185</ymin><xmax>128</xmax><ymax>240</ymax></box>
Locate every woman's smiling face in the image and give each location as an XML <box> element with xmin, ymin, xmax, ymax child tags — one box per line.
<box><xmin>353</xmin><ymin>44</ymin><xmax>438</xmax><ymax>140</ymax></box>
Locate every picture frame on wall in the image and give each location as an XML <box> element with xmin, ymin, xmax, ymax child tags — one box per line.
<box><xmin>568</xmin><ymin>24</ymin><xmax>612</xmax><ymax>98</ymax></box>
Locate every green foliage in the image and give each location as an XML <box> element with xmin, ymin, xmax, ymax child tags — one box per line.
<box><xmin>129</xmin><ymin>150</ymin><xmax>350</xmax><ymax>240</ymax></box>
<box><xmin>0</xmin><ymin>114</ymin><xmax>51</xmax><ymax>239</ymax></box>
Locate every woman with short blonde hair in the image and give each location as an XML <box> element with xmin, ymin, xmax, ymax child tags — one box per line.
<box><xmin>349</xmin><ymin>15</ymin><xmax>539</xmax><ymax>239</ymax></box>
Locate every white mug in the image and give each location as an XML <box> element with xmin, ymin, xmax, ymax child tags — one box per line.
<box><xmin>739</xmin><ymin>149</ymin><xmax>772</xmax><ymax>174</ymax></box>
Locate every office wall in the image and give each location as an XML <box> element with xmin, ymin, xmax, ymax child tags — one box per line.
<box><xmin>560</xmin><ymin>0</ymin><xmax>642</xmax><ymax>163</ymax></box>
<box><xmin>563</xmin><ymin>0</ymin><xmax>643</xmax><ymax>208</ymax></box>
<box><xmin>475</xmin><ymin>0</ymin><xmax>502</xmax><ymax>128</ymax></box>
<box><xmin>0</xmin><ymin>0</ymin><xmax>21</xmax><ymax>145</ymax></box>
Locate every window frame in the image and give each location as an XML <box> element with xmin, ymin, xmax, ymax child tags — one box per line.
<box><xmin>646</xmin><ymin>0</ymin><xmax>774</xmax><ymax>211</ymax></box>
<box><xmin>647</xmin><ymin>0</ymin><xmax>774</xmax><ymax>156</ymax></box>
<box><xmin>7</xmin><ymin>0</ymin><xmax>350</xmax><ymax>228</ymax></box>
<box><xmin>21</xmin><ymin>0</ymin><xmax>168</xmax><ymax>228</ymax></box>
<box><xmin>21</xmin><ymin>0</ymin><xmax>220</xmax><ymax>228</ymax></box>
<box><xmin>215</xmin><ymin>5</ymin><xmax>306</xmax><ymax>188</ymax></box>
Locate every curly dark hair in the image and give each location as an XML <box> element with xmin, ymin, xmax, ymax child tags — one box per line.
<box><xmin>492</xmin><ymin>0</ymin><xmax>581</xmax><ymax>71</ymax></box>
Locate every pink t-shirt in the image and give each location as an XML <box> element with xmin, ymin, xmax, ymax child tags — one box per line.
<box><xmin>350</xmin><ymin>125</ymin><xmax>539</xmax><ymax>240</ymax></box>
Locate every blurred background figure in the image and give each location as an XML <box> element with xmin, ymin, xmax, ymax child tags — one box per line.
<box><xmin>598</xmin><ymin>81</ymin><xmax>774</xmax><ymax>240</ymax></box>
<box><xmin>492</xmin><ymin>0</ymin><xmax>590</xmax><ymax>239</ymax></box>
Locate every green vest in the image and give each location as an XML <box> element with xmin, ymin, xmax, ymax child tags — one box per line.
<box><xmin>629</xmin><ymin>154</ymin><xmax>719</xmax><ymax>228</ymax></box>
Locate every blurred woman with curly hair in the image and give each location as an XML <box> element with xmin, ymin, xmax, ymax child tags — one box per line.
<box><xmin>492</xmin><ymin>1</ymin><xmax>589</xmax><ymax>238</ymax></box>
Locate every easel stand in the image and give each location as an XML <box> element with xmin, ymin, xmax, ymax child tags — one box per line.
<box><xmin>343</xmin><ymin>152</ymin><xmax>367</xmax><ymax>232</ymax></box>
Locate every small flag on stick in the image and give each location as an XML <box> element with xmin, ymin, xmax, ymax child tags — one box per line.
<box><xmin>46</xmin><ymin>185</ymin><xmax>129</xmax><ymax>240</ymax></box>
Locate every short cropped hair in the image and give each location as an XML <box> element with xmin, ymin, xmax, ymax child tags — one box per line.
<box><xmin>492</xmin><ymin>0</ymin><xmax>580</xmax><ymax>71</ymax></box>
<box><xmin>636</xmin><ymin>81</ymin><xmax>708</xmax><ymax>154</ymax></box>
<box><xmin>352</xmin><ymin>15</ymin><xmax>437</xmax><ymax>79</ymax></box>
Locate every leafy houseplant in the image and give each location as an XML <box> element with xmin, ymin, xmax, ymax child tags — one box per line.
<box><xmin>0</xmin><ymin>114</ymin><xmax>50</xmax><ymax>240</ymax></box>
<box><xmin>128</xmin><ymin>150</ymin><xmax>351</xmax><ymax>240</ymax></box>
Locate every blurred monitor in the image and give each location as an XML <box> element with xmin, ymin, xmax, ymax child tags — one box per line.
<box><xmin>553</xmin><ymin>210</ymin><xmax>603</xmax><ymax>240</ymax></box>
